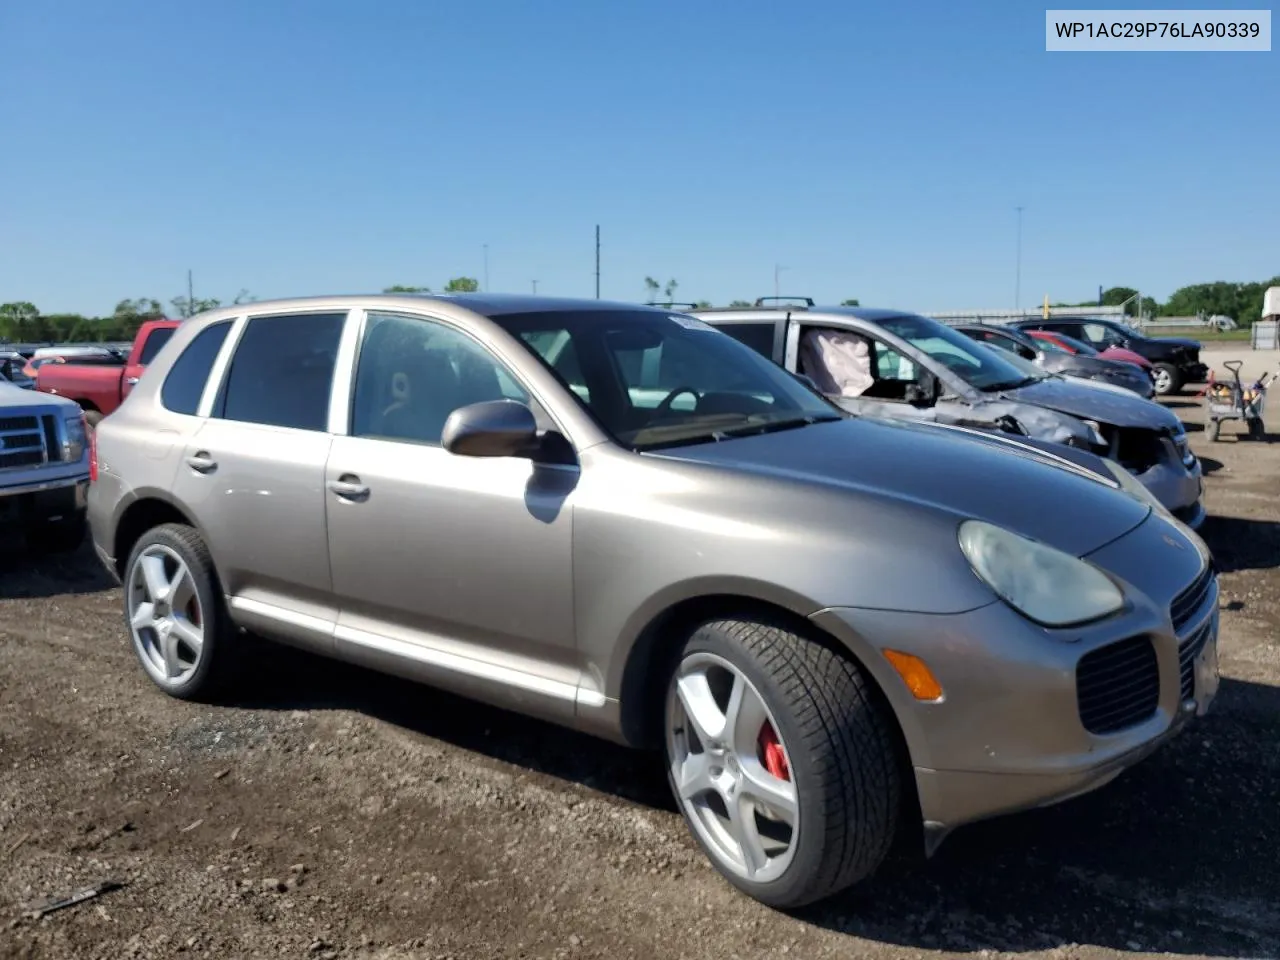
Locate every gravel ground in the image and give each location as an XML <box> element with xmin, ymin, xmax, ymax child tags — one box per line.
<box><xmin>2</xmin><ymin>392</ymin><xmax>1278</xmax><ymax>960</ymax></box>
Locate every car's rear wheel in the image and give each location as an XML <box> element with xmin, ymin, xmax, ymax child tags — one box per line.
<box><xmin>664</xmin><ymin>618</ymin><xmax>900</xmax><ymax>909</ymax></box>
<box><xmin>123</xmin><ymin>523</ymin><xmax>236</xmax><ymax>701</ymax></box>
<box><xmin>1152</xmin><ymin>363</ymin><xmax>1180</xmax><ymax>396</ymax></box>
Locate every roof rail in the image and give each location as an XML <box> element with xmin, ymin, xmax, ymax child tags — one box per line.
<box><xmin>646</xmin><ymin>301</ymin><xmax>699</xmax><ymax>310</ymax></box>
<box><xmin>754</xmin><ymin>296</ymin><xmax>814</xmax><ymax>308</ymax></box>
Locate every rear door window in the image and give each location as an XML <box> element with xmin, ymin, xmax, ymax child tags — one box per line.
<box><xmin>160</xmin><ymin>321</ymin><xmax>233</xmax><ymax>415</ymax></box>
<box><xmin>714</xmin><ymin>322</ymin><xmax>778</xmax><ymax>360</ymax></box>
<box><xmin>213</xmin><ymin>312</ymin><xmax>346</xmax><ymax>431</ymax></box>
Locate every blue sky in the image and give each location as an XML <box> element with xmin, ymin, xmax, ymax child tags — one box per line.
<box><xmin>2</xmin><ymin>0</ymin><xmax>1275</xmax><ymax>316</ymax></box>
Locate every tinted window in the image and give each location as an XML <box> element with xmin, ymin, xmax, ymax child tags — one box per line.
<box><xmin>876</xmin><ymin>313</ymin><xmax>1033</xmax><ymax>391</ymax></box>
<box><xmin>351</xmin><ymin>312</ymin><xmax>529</xmax><ymax>445</ymax></box>
<box><xmin>715</xmin><ymin>322</ymin><xmax>777</xmax><ymax>359</ymax></box>
<box><xmin>138</xmin><ymin>326</ymin><xmax>176</xmax><ymax>365</ymax></box>
<box><xmin>503</xmin><ymin>310</ymin><xmax>838</xmax><ymax>451</ymax></box>
<box><xmin>215</xmin><ymin>313</ymin><xmax>345</xmax><ymax>431</ymax></box>
<box><xmin>161</xmin><ymin>321</ymin><xmax>232</xmax><ymax>415</ymax></box>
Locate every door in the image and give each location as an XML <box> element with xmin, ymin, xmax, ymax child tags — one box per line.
<box><xmin>324</xmin><ymin>310</ymin><xmax>580</xmax><ymax>712</ymax></box>
<box><xmin>171</xmin><ymin>310</ymin><xmax>348</xmax><ymax>633</ymax></box>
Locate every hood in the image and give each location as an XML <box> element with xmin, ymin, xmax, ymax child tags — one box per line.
<box><xmin>0</xmin><ymin>380</ymin><xmax>79</xmax><ymax>411</ymax></box>
<box><xmin>652</xmin><ymin>417</ymin><xmax>1150</xmax><ymax>557</ymax></box>
<box><xmin>1154</xmin><ymin>336</ymin><xmax>1201</xmax><ymax>350</ymax></box>
<box><xmin>998</xmin><ymin>376</ymin><xmax>1181</xmax><ymax>430</ymax></box>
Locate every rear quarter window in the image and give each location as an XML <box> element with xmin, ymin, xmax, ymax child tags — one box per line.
<box><xmin>160</xmin><ymin>321</ymin><xmax>233</xmax><ymax>415</ymax></box>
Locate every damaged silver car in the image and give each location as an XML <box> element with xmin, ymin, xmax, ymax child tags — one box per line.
<box><xmin>694</xmin><ymin>302</ymin><xmax>1204</xmax><ymax>529</ymax></box>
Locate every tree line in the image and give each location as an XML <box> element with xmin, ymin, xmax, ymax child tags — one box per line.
<box><xmin>4</xmin><ymin>273</ymin><xmax>1275</xmax><ymax>345</ymax></box>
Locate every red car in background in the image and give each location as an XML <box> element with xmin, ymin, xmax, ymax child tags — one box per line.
<box><xmin>1025</xmin><ymin>329</ymin><xmax>1153</xmax><ymax>372</ymax></box>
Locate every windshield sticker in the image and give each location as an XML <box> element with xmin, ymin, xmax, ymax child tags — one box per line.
<box><xmin>668</xmin><ymin>314</ymin><xmax>717</xmax><ymax>332</ymax></box>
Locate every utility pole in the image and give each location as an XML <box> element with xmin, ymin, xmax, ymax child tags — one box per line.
<box><xmin>594</xmin><ymin>225</ymin><xmax>601</xmax><ymax>299</ymax></box>
<box><xmin>483</xmin><ymin>244</ymin><xmax>489</xmax><ymax>292</ymax></box>
<box><xmin>1014</xmin><ymin>206</ymin><xmax>1024</xmax><ymax>310</ymax></box>
<box><xmin>532</xmin><ymin>280</ymin><xmax>539</xmax><ymax>295</ymax></box>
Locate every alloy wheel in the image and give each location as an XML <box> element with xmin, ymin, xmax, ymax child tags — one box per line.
<box><xmin>1153</xmin><ymin>367</ymin><xmax>1173</xmax><ymax>394</ymax></box>
<box><xmin>666</xmin><ymin>652</ymin><xmax>799</xmax><ymax>883</ymax></box>
<box><xmin>127</xmin><ymin>544</ymin><xmax>206</xmax><ymax>686</ymax></box>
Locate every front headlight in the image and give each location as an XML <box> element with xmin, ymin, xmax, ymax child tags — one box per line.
<box><xmin>958</xmin><ymin>520</ymin><xmax>1125</xmax><ymax>627</ymax></box>
<box><xmin>62</xmin><ymin>414</ymin><xmax>88</xmax><ymax>462</ymax></box>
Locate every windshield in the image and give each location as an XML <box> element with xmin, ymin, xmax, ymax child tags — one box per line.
<box><xmin>495</xmin><ymin>310</ymin><xmax>842</xmax><ymax>451</ymax></box>
<box><xmin>875</xmin><ymin>314</ymin><xmax>1039</xmax><ymax>391</ymax></box>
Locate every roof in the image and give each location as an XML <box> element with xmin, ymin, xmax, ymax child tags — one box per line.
<box><xmin>190</xmin><ymin>292</ymin><xmax>670</xmax><ymax>323</ymax></box>
<box><xmin>689</xmin><ymin>304</ymin><xmax>922</xmax><ymax>323</ymax></box>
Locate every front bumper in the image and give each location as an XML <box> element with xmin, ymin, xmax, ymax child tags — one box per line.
<box><xmin>811</xmin><ymin>513</ymin><xmax>1219</xmax><ymax>844</ymax></box>
<box><xmin>1182</xmin><ymin>362</ymin><xmax>1209</xmax><ymax>384</ymax></box>
<box><xmin>1134</xmin><ymin>438</ymin><xmax>1203</xmax><ymax>527</ymax></box>
<box><xmin>0</xmin><ymin>474</ymin><xmax>89</xmax><ymax>527</ymax></box>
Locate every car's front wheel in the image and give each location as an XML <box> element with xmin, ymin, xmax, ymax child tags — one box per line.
<box><xmin>1152</xmin><ymin>362</ymin><xmax>1181</xmax><ymax>396</ymax></box>
<box><xmin>664</xmin><ymin>617</ymin><xmax>901</xmax><ymax>909</ymax></box>
<box><xmin>123</xmin><ymin>523</ymin><xmax>237</xmax><ymax>701</ymax></box>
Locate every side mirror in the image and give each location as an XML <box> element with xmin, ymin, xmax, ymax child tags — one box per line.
<box><xmin>905</xmin><ymin>370</ymin><xmax>939</xmax><ymax>406</ymax></box>
<box><xmin>441</xmin><ymin>400</ymin><xmax>538</xmax><ymax>458</ymax></box>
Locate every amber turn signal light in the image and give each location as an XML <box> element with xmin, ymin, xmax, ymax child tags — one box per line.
<box><xmin>882</xmin><ymin>649</ymin><xmax>944</xmax><ymax>701</ymax></box>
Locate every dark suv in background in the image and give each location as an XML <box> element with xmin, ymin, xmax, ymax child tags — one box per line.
<box><xmin>1010</xmin><ymin>317</ymin><xmax>1208</xmax><ymax>396</ymax></box>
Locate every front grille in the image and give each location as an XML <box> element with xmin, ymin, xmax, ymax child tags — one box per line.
<box><xmin>1076</xmin><ymin>635</ymin><xmax>1161</xmax><ymax>735</ymax></box>
<box><xmin>1171</xmin><ymin>564</ymin><xmax>1214</xmax><ymax>633</ymax></box>
<box><xmin>1178</xmin><ymin>617</ymin><xmax>1213</xmax><ymax>700</ymax></box>
<box><xmin>0</xmin><ymin>412</ymin><xmax>61</xmax><ymax>470</ymax></box>
<box><xmin>1107</xmin><ymin>427</ymin><xmax>1166</xmax><ymax>474</ymax></box>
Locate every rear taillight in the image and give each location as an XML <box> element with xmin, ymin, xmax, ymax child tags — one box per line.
<box><xmin>87</xmin><ymin>415</ymin><xmax>98</xmax><ymax>483</ymax></box>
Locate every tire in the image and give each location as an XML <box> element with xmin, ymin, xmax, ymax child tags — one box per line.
<box><xmin>1152</xmin><ymin>363</ymin><xmax>1181</xmax><ymax>397</ymax></box>
<box><xmin>664</xmin><ymin>617</ymin><xmax>900</xmax><ymax>909</ymax></box>
<box><xmin>28</xmin><ymin>513</ymin><xmax>87</xmax><ymax>553</ymax></box>
<box><xmin>122</xmin><ymin>522</ymin><xmax>238</xmax><ymax>701</ymax></box>
<box><xmin>82</xmin><ymin>409</ymin><xmax>104</xmax><ymax>429</ymax></box>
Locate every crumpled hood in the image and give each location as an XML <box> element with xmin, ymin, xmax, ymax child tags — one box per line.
<box><xmin>999</xmin><ymin>377</ymin><xmax>1181</xmax><ymax>430</ymax></box>
<box><xmin>655</xmin><ymin>417</ymin><xmax>1150</xmax><ymax>557</ymax></box>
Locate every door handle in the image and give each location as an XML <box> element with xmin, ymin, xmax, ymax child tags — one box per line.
<box><xmin>327</xmin><ymin>475</ymin><xmax>370</xmax><ymax>502</ymax></box>
<box><xmin>186</xmin><ymin>453</ymin><xmax>217</xmax><ymax>474</ymax></box>
<box><xmin>125</xmin><ymin>376</ymin><xmax>140</xmax><ymax>386</ymax></box>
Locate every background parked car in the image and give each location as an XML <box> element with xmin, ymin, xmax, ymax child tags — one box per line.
<box><xmin>953</xmin><ymin>322</ymin><xmax>1156</xmax><ymax>399</ymax></box>
<box><xmin>0</xmin><ymin>376</ymin><xmax>91</xmax><ymax>551</ymax></box>
<box><xmin>1024</xmin><ymin>328</ymin><xmax>1154</xmax><ymax>371</ymax></box>
<box><xmin>88</xmin><ymin>293</ymin><xmax>1220</xmax><ymax>910</ymax></box>
<box><xmin>35</xmin><ymin>320</ymin><xmax>179</xmax><ymax>427</ymax></box>
<box><xmin>1011</xmin><ymin>317</ymin><xmax>1207</xmax><ymax>396</ymax></box>
<box><xmin>693</xmin><ymin>301</ymin><xmax>1204</xmax><ymax>528</ymax></box>
<box><xmin>1</xmin><ymin>351</ymin><xmax>36</xmax><ymax>389</ymax></box>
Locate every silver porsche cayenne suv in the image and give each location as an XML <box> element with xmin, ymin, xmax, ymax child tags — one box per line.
<box><xmin>87</xmin><ymin>294</ymin><xmax>1220</xmax><ymax>908</ymax></box>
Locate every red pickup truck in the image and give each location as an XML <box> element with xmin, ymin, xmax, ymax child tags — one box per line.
<box><xmin>35</xmin><ymin>320</ymin><xmax>180</xmax><ymax>426</ymax></box>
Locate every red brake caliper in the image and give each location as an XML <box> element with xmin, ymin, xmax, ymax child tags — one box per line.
<box><xmin>757</xmin><ymin>721</ymin><xmax>790</xmax><ymax>781</ymax></box>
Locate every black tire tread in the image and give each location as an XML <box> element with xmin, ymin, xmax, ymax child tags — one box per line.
<box><xmin>686</xmin><ymin>617</ymin><xmax>900</xmax><ymax>907</ymax></box>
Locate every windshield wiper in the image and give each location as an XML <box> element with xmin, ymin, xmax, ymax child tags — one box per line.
<box><xmin>719</xmin><ymin>414</ymin><xmax>844</xmax><ymax>438</ymax></box>
<box><xmin>981</xmin><ymin>376</ymin><xmax>1040</xmax><ymax>392</ymax></box>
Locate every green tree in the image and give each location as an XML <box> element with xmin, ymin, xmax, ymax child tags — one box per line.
<box><xmin>663</xmin><ymin>279</ymin><xmax>679</xmax><ymax>302</ymax></box>
<box><xmin>384</xmin><ymin>284</ymin><xmax>432</xmax><ymax>293</ymax></box>
<box><xmin>694</xmin><ymin>300</ymin><xmax>712</xmax><ymax>309</ymax></box>
<box><xmin>443</xmin><ymin>277</ymin><xmax>479</xmax><ymax>293</ymax></box>
<box><xmin>233</xmin><ymin>289</ymin><xmax>256</xmax><ymax>304</ymax></box>
<box><xmin>840</xmin><ymin>298</ymin><xmax>860</xmax><ymax>307</ymax></box>
<box><xmin>0</xmin><ymin>301</ymin><xmax>39</xmax><ymax>338</ymax></box>
<box><xmin>170</xmin><ymin>295</ymin><xmax>221</xmax><ymax>318</ymax></box>
<box><xmin>643</xmin><ymin>277</ymin><xmax>660</xmax><ymax>302</ymax></box>
<box><xmin>728</xmin><ymin>300</ymin><xmax>752</xmax><ymax>308</ymax></box>
<box><xmin>114</xmin><ymin>298</ymin><xmax>163</xmax><ymax>320</ymax></box>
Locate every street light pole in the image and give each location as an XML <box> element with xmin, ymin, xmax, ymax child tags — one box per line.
<box><xmin>1014</xmin><ymin>206</ymin><xmax>1024</xmax><ymax>310</ymax></box>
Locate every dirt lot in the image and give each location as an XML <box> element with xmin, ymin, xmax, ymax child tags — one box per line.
<box><xmin>3</xmin><ymin>376</ymin><xmax>1279</xmax><ymax>960</ymax></box>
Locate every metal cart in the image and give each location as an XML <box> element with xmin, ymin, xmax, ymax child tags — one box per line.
<box><xmin>1207</xmin><ymin>361</ymin><xmax>1276</xmax><ymax>441</ymax></box>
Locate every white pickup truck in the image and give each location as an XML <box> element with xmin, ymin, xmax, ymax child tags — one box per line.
<box><xmin>0</xmin><ymin>378</ymin><xmax>92</xmax><ymax>551</ymax></box>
